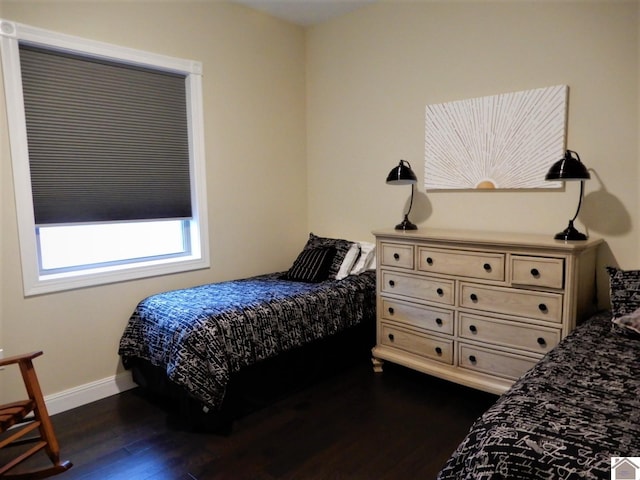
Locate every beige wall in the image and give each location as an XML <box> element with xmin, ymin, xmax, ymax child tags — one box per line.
<box><xmin>0</xmin><ymin>0</ymin><xmax>638</xmax><ymax>405</ymax></box>
<box><xmin>307</xmin><ymin>0</ymin><xmax>638</xmax><ymax>305</ymax></box>
<box><xmin>0</xmin><ymin>1</ymin><xmax>307</xmax><ymax>402</ymax></box>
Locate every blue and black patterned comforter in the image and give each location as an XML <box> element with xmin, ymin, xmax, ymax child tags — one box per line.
<box><xmin>437</xmin><ymin>310</ymin><xmax>640</xmax><ymax>480</ymax></box>
<box><xmin>118</xmin><ymin>271</ymin><xmax>376</xmax><ymax>410</ymax></box>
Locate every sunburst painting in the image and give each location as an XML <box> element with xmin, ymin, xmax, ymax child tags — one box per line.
<box><xmin>424</xmin><ymin>85</ymin><xmax>568</xmax><ymax>190</ymax></box>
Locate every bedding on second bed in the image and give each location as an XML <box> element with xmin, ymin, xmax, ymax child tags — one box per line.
<box><xmin>437</xmin><ymin>310</ymin><xmax>640</xmax><ymax>479</ymax></box>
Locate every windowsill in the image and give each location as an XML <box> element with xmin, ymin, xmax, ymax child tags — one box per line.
<box><xmin>25</xmin><ymin>255</ymin><xmax>210</xmax><ymax>296</ymax></box>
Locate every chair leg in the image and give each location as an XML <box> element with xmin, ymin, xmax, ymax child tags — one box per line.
<box><xmin>0</xmin><ymin>353</ymin><xmax>72</xmax><ymax>478</ymax></box>
<box><xmin>1</xmin><ymin>461</ymin><xmax>72</xmax><ymax>480</ymax></box>
<box><xmin>18</xmin><ymin>359</ymin><xmax>62</xmax><ymax>467</ymax></box>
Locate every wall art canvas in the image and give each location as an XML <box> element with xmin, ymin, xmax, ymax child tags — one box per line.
<box><xmin>424</xmin><ymin>85</ymin><xmax>568</xmax><ymax>190</ymax></box>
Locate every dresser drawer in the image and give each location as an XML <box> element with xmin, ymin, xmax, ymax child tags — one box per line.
<box><xmin>458</xmin><ymin>313</ymin><xmax>560</xmax><ymax>354</ymax></box>
<box><xmin>381</xmin><ymin>271</ymin><xmax>455</xmax><ymax>305</ymax></box>
<box><xmin>510</xmin><ymin>255</ymin><xmax>564</xmax><ymax>289</ymax></box>
<box><xmin>380</xmin><ymin>242</ymin><xmax>414</xmax><ymax>269</ymax></box>
<box><xmin>382</xmin><ymin>299</ymin><xmax>454</xmax><ymax>335</ymax></box>
<box><xmin>459</xmin><ymin>282</ymin><xmax>563</xmax><ymax>322</ymax></box>
<box><xmin>418</xmin><ymin>247</ymin><xmax>505</xmax><ymax>281</ymax></box>
<box><xmin>458</xmin><ymin>343</ymin><xmax>538</xmax><ymax>380</ymax></box>
<box><xmin>381</xmin><ymin>323</ymin><xmax>453</xmax><ymax>364</ymax></box>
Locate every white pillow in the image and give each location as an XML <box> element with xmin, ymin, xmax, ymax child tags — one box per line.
<box><xmin>335</xmin><ymin>243</ymin><xmax>361</xmax><ymax>280</ymax></box>
<box><xmin>367</xmin><ymin>254</ymin><xmax>376</xmax><ymax>271</ymax></box>
<box><xmin>350</xmin><ymin>242</ymin><xmax>376</xmax><ymax>275</ymax></box>
<box><xmin>613</xmin><ymin>306</ymin><xmax>640</xmax><ymax>335</ymax></box>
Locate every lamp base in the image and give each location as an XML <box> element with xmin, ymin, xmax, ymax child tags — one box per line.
<box><xmin>554</xmin><ymin>220</ymin><xmax>587</xmax><ymax>241</ymax></box>
<box><xmin>395</xmin><ymin>215</ymin><xmax>417</xmax><ymax>231</ymax></box>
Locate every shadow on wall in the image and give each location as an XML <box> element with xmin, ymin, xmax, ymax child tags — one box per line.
<box><xmin>579</xmin><ymin>170</ymin><xmax>631</xmax><ymax>311</ymax></box>
<box><xmin>580</xmin><ymin>170</ymin><xmax>631</xmax><ymax>237</ymax></box>
<box><xmin>403</xmin><ymin>191</ymin><xmax>432</xmax><ymax>227</ymax></box>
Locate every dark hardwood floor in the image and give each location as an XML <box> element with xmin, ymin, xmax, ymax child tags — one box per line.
<box><xmin>11</xmin><ymin>360</ymin><xmax>497</xmax><ymax>480</ymax></box>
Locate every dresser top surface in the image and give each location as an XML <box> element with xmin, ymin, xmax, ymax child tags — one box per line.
<box><xmin>372</xmin><ymin>228</ymin><xmax>603</xmax><ymax>252</ymax></box>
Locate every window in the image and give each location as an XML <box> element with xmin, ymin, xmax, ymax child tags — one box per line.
<box><xmin>0</xmin><ymin>19</ymin><xmax>209</xmax><ymax>295</ymax></box>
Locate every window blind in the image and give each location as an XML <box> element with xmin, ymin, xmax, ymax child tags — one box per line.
<box><xmin>19</xmin><ymin>44</ymin><xmax>192</xmax><ymax>225</ymax></box>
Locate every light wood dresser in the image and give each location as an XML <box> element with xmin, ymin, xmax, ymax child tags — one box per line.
<box><xmin>371</xmin><ymin>228</ymin><xmax>602</xmax><ymax>394</ymax></box>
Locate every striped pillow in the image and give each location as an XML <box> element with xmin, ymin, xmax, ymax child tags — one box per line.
<box><xmin>301</xmin><ymin>233</ymin><xmax>353</xmax><ymax>279</ymax></box>
<box><xmin>283</xmin><ymin>247</ymin><xmax>336</xmax><ymax>283</ymax></box>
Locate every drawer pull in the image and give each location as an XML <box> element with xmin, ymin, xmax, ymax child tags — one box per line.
<box><xmin>389</xmin><ymin>280</ymin><xmax>395</xmax><ymax>287</ymax></box>
<box><xmin>435</xmin><ymin>347</ymin><xmax>442</xmax><ymax>355</ymax></box>
<box><xmin>470</xmin><ymin>293</ymin><xmax>478</xmax><ymax>302</ymax></box>
<box><xmin>469</xmin><ymin>355</ymin><xmax>477</xmax><ymax>364</ymax></box>
<box><xmin>538</xmin><ymin>303</ymin><xmax>548</xmax><ymax>313</ymax></box>
<box><xmin>483</xmin><ymin>263</ymin><xmax>491</xmax><ymax>272</ymax></box>
<box><xmin>537</xmin><ymin>337</ymin><xmax>546</xmax><ymax>346</ymax></box>
<box><xmin>388</xmin><ymin>307</ymin><xmax>395</xmax><ymax>315</ymax></box>
<box><xmin>393</xmin><ymin>253</ymin><xmax>400</xmax><ymax>260</ymax></box>
<box><xmin>469</xmin><ymin>325</ymin><xmax>477</xmax><ymax>334</ymax></box>
<box><xmin>388</xmin><ymin>333</ymin><xmax>395</xmax><ymax>342</ymax></box>
<box><xmin>530</xmin><ymin>268</ymin><xmax>540</xmax><ymax>277</ymax></box>
<box><xmin>426</xmin><ymin>257</ymin><xmax>434</xmax><ymax>265</ymax></box>
<box><xmin>437</xmin><ymin>288</ymin><xmax>444</xmax><ymax>296</ymax></box>
<box><xmin>436</xmin><ymin>318</ymin><xmax>443</xmax><ymax>326</ymax></box>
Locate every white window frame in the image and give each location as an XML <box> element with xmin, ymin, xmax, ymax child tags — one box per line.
<box><xmin>0</xmin><ymin>19</ymin><xmax>210</xmax><ymax>296</ymax></box>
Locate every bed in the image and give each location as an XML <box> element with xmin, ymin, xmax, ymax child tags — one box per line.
<box><xmin>437</xmin><ymin>266</ymin><xmax>640</xmax><ymax>480</ymax></box>
<box><xmin>118</xmin><ymin>234</ymin><xmax>377</xmax><ymax>430</ymax></box>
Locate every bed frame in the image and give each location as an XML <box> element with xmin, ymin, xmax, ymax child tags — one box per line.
<box><xmin>126</xmin><ymin>318</ymin><xmax>373</xmax><ymax>433</ymax></box>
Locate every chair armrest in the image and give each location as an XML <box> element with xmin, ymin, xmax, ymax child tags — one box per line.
<box><xmin>0</xmin><ymin>351</ymin><xmax>43</xmax><ymax>368</ymax></box>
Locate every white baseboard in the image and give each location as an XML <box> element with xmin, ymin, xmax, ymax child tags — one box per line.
<box><xmin>45</xmin><ymin>371</ymin><xmax>137</xmax><ymax>416</ymax></box>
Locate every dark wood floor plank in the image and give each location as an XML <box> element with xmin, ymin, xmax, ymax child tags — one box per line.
<box><xmin>4</xmin><ymin>359</ymin><xmax>496</xmax><ymax>480</ymax></box>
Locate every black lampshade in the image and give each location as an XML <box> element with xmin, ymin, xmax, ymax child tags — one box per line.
<box><xmin>386</xmin><ymin>160</ymin><xmax>418</xmax><ymax>185</ymax></box>
<box><xmin>386</xmin><ymin>160</ymin><xmax>418</xmax><ymax>230</ymax></box>
<box><xmin>545</xmin><ymin>150</ymin><xmax>590</xmax><ymax>241</ymax></box>
<box><xmin>545</xmin><ymin>150</ymin><xmax>591</xmax><ymax>182</ymax></box>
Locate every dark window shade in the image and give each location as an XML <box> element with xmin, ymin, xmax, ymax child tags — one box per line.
<box><xmin>19</xmin><ymin>44</ymin><xmax>192</xmax><ymax>225</ymax></box>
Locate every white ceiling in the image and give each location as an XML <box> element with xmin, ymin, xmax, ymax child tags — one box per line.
<box><xmin>232</xmin><ymin>0</ymin><xmax>376</xmax><ymax>26</ymax></box>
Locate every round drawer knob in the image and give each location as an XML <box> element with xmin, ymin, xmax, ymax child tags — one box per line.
<box><xmin>470</xmin><ymin>293</ymin><xmax>478</xmax><ymax>302</ymax></box>
<box><xmin>469</xmin><ymin>355</ymin><xmax>477</xmax><ymax>364</ymax></box>
<box><xmin>538</xmin><ymin>303</ymin><xmax>548</xmax><ymax>312</ymax></box>
<box><xmin>435</xmin><ymin>347</ymin><xmax>442</xmax><ymax>355</ymax></box>
<box><xmin>389</xmin><ymin>280</ymin><xmax>395</xmax><ymax>287</ymax></box>
<box><xmin>388</xmin><ymin>333</ymin><xmax>395</xmax><ymax>342</ymax></box>
<box><xmin>435</xmin><ymin>318</ymin><xmax>443</xmax><ymax>326</ymax></box>
<box><xmin>388</xmin><ymin>307</ymin><xmax>395</xmax><ymax>315</ymax></box>
<box><xmin>469</xmin><ymin>325</ymin><xmax>477</xmax><ymax>334</ymax></box>
<box><xmin>483</xmin><ymin>263</ymin><xmax>491</xmax><ymax>272</ymax></box>
<box><xmin>537</xmin><ymin>337</ymin><xmax>546</xmax><ymax>346</ymax></box>
<box><xmin>393</xmin><ymin>253</ymin><xmax>400</xmax><ymax>260</ymax></box>
<box><xmin>436</xmin><ymin>288</ymin><xmax>444</xmax><ymax>296</ymax></box>
<box><xmin>426</xmin><ymin>257</ymin><xmax>434</xmax><ymax>265</ymax></box>
<box><xmin>531</xmin><ymin>268</ymin><xmax>540</xmax><ymax>277</ymax></box>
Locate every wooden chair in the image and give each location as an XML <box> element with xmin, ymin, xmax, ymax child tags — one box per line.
<box><xmin>0</xmin><ymin>351</ymin><xmax>72</xmax><ymax>479</ymax></box>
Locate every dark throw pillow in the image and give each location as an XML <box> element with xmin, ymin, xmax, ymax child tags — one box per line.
<box><xmin>282</xmin><ymin>246</ymin><xmax>336</xmax><ymax>283</ymax></box>
<box><xmin>301</xmin><ymin>233</ymin><xmax>353</xmax><ymax>279</ymax></box>
<box><xmin>606</xmin><ymin>266</ymin><xmax>640</xmax><ymax>319</ymax></box>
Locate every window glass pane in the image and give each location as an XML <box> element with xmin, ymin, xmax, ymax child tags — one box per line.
<box><xmin>38</xmin><ymin>220</ymin><xmax>188</xmax><ymax>271</ymax></box>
